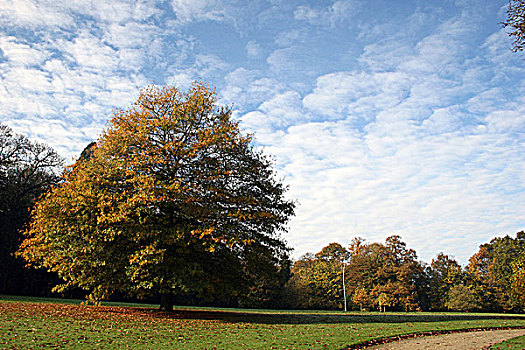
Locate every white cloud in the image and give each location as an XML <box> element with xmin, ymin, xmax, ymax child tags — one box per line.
<box><xmin>484</xmin><ymin>99</ymin><xmax>525</xmax><ymax>132</ymax></box>
<box><xmin>275</xmin><ymin>29</ymin><xmax>306</xmax><ymax>47</ymax></box>
<box><xmin>420</xmin><ymin>107</ymin><xmax>464</xmax><ymax>134</ymax></box>
<box><xmin>0</xmin><ymin>37</ymin><xmax>49</xmax><ymax>66</ymax></box>
<box><xmin>167</xmin><ymin>54</ymin><xmax>229</xmax><ymax>91</ymax></box>
<box><xmin>105</xmin><ymin>22</ymin><xmax>158</xmax><ymax>50</ymax></box>
<box><xmin>302</xmin><ymin>71</ymin><xmax>412</xmax><ymax>120</ymax></box>
<box><xmin>9</xmin><ymin>66</ymin><xmax>52</xmax><ymax>89</ymax></box>
<box><xmin>4</xmin><ymin>117</ymin><xmax>102</xmax><ymax>162</ymax></box>
<box><xmin>221</xmin><ymin>67</ymin><xmax>284</xmax><ymax>109</ymax></box>
<box><xmin>0</xmin><ymin>0</ymin><xmax>162</xmax><ymax>29</ymax></box>
<box><xmin>266</xmin><ymin>48</ymin><xmax>295</xmax><ymax>74</ymax></box>
<box><xmin>293</xmin><ymin>0</ymin><xmax>360</xmax><ymax>27</ymax></box>
<box><xmin>171</xmin><ymin>0</ymin><xmax>227</xmax><ymax>24</ymax></box>
<box><xmin>246</xmin><ymin>40</ymin><xmax>262</xmax><ymax>58</ymax></box>
<box><xmin>270</xmin><ymin>115</ymin><xmax>524</xmax><ymax>262</ymax></box>
<box><xmin>59</xmin><ymin>32</ymin><xmax>119</xmax><ymax>72</ymax></box>
<box><xmin>0</xmin><ymin>0</ymin><xmax>74</xmax><ymax>28</ymax></box>
<box><xmin>293</xmin><ymin>5</ymin><xmax>319</xmax><ymax>22</ymax></box>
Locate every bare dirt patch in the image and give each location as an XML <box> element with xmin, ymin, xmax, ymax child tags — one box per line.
<box><xmin>364</xmin><ymin>328</ymin><xmax>525</xmax><ymax>350</ymax></box>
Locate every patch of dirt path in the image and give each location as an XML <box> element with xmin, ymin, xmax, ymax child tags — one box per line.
<box><xmin>365</xmin><ymin>328</ymin><xmax>525</xmax><ymax>350</ymax></box>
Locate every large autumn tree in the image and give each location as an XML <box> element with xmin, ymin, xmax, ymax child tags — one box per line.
<box><xmin>18</xmin><ymin>83</ymin><xmax>295</xmax><ymax>311</ymax></box>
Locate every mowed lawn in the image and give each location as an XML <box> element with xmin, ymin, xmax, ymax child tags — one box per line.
<box><xmin>1</xmin><ymin>296</ymin><xmax>525</xmax><ymax>349</ymax></box>
<box><xmin>490</xmin><ymin>335</ymin><xmax>525</xmax><ymax>349</ymax></box>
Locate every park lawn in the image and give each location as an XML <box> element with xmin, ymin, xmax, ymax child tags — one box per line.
<box><xmin>1</xmin><ymin>296</ymin><xmax>525</xmax><ymax>349</ymax></box>
<box><xmin>490</xmin><ymin>335</ymin><xmax>525</xmax><ymax>349</ymax></box>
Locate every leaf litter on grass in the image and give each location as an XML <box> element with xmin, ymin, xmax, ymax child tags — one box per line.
<box><xmin>2</xmin><ymin>299</ymin><xmax>525</xmax><ymax>349</ymax></box>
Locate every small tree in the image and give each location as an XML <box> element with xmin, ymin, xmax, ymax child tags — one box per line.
<box><xmin>352</xmin><ymin>287</ymin><xmax>370</xmax><ymax>311</ymax></box>
<box><xmin>377</xmin><ymin>292</ymin><xmax>395</xmax><ymax>312</ymax></box>
<box><xmin>18</xmin><ymin>83</ymin><xmax>295</xmax><ymax>311</ymax></box>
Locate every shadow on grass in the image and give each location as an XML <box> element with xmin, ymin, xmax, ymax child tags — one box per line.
<box><xmin>138</xmin><ymin>308</ymin><xmax>525</xmax><ymax>325</ymax></box>
<box><xmin>2</xmin><ymin>294</ymin><xmax>525</xmax><ymax>325</ymax></box>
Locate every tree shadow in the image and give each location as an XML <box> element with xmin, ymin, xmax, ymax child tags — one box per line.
<box><xmin>139</xmin><ymin>308</ymin><xmax>525</xmax><ymax>325</ymax></box>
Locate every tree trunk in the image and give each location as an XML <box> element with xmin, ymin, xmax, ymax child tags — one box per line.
<box><xmin>160</xmin><ymin>293</ymin><xmax>173</xmax><ymax>312</ymax></box>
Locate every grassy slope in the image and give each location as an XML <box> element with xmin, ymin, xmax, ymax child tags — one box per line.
<box><xmin>490</xmin><ymin>335</ymin><xmax>525</xmax><ymax>350</ymax></box>
<box><xmin>1</xmin><ymin>295</ymin><xmax>524</xmax><ymax>349</ymax></box>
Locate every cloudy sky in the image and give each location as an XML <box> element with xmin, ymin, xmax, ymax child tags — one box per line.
<box><xmin>1</xmin><ymin>0</ymin><xmax>524</xmax><ymax>264</ymax></box>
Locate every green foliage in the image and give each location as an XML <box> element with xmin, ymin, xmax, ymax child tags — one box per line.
<box><xmin>445</xmin><ymin>285</ymin><xmax>482</xmax><ymax>312</ymax></box>
<box><xmin>286</xmin><ymin>236</ymin><xmax>425</xmax><ymax>312</ymax></box>
<box><xmin>284</xmin><ymin>252</ymin><xmax>346</xmax><ymax>310</ymax></box>
<box><xmin>428</xmin><ymin>253</ymin><xmax>463</xmax><ymax>310</ymax></box>
<box><xmin>17</xmin><ymin>83</ymin><xmax>295</xmax><ymax>310</ymax></box>
<box><xmin>511</xmin><ymin>252</ymin><xmax>525</xmax><ymax>305</ymax></box>
<box><xmin>466</xmin><ymin>232</ymin><xmax>525</xmax><ymax>311</ymax></box>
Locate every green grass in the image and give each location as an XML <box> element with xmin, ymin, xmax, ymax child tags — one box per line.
<box><xmin>490</xmin><ymin>335</ymin><xmax>525</xmax><ymax>349</ymax></box>
<box><xmin>1</xmin><ymin>295</ymin><xmax>525</xmax><ymax>349</ymax></box>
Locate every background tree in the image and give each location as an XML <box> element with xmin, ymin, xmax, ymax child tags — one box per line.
<box><xmin>428</xmin><ymin>253</ymin><xmax>463</xmax><ymax>310</ymax></box>
<box><xmin>445</xmin><ymin>284</ymin><xmax>482</xmax><ymax>312</ymax></box>
<box><xmin>511</xmin><ymin>253</ymin><xmax>525</xmax><ymax>305</ymax></box>
<box><xmin>286</xmin><ymin>232</ymin><xmax>524</xmax><ymax>312</ymax></box>
<box><xmin>466</xmin><ymin>232</ymin><xmax>525</xmax><ymax>311</ymax></box>
<box><xmin>18</xmin><ymin>83</ymin><xmax>295</xmax><ymax>311</ymax></box>
<box><xmin>352</xmin><ymin>286</ymin><xmax>370</xmax><ymax>311</ymax></box>
<box><xmin>344</xmin><ymin>240</ymin><xmax>384</xmax><ymax>310</ymax></box>
<box><xmin>346</xmin><ymin>236</ymin><xmax>425</xmax><ymax>312</ymax></box>
<box><xmin>315</xmin><ymin>242</ymin><xmax>350</xmax><ymax>262</ymax></box>
<box><xmin>283</xmin><ymin>253</ymin><xmax>319</xmax><ymax>309</ymax></box>
<box><xmin>376</xmin><ymin>292</ymin><xmax>395</xmax><ymax>312</ymax></box>
<box><xmin>284</xmin><ymin>243</ymin><xmax>350</xmax><ymax>310</ymax></box>
<box><xmin>0</xmin><ymin>124</ymin><xmax>63</xmax><ymax>295</ymax></box>
<box><xmin>314</xmin><ymin>243</ymin><xmax>350</xmax><ymax>310</ymax></box>
<box><xmin>502</xmin><ymin>0</ymin><xmax>525</xmax><ymax>52</ymax></box>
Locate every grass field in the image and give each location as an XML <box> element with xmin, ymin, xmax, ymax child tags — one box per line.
<box><xmin>490</xmin><ymin>335</ymin><xmax>525</xmax><ymax>349</ymax></box>
<box><xmin>1</xmin><ymin>295</ymin><xmax>525</xmax><ymax>349</ymax></box>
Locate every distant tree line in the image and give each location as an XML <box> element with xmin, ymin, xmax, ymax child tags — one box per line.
<box><xmin>285</xmin><ymin>232</ymin><xmax>525</xmax><ymax>312</ymax></box>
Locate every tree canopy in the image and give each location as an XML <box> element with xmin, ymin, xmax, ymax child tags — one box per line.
<box><xmin>18</xmin><ymin>83</ymin><xmax>295</xmax><ymax>310</ymax></box>
<box><xmin>285</xmin><ymin>236</ymin><xmax>426</xmax><ymax>311</ymax></box>
<box><xmin>0</xmin><ymin>123</ymin><xmax>63</xmax><ymax>295</ymax></box>
<box><xmin>503</xmin><ymin>0</ymin><xmax>525</xmax><ymax>52</ymax></box>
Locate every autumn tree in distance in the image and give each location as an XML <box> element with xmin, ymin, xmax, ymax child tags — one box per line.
<box><xmin>18</xmin><ymin>82</ymin><xmax>295</xmax><ymax>311</ymax></box>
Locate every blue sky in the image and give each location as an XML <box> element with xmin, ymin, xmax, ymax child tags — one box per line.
<box><xmin>1</xmin><ymin>0</ymin><xmax>524</xmax><ymax>264</ymax></box>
